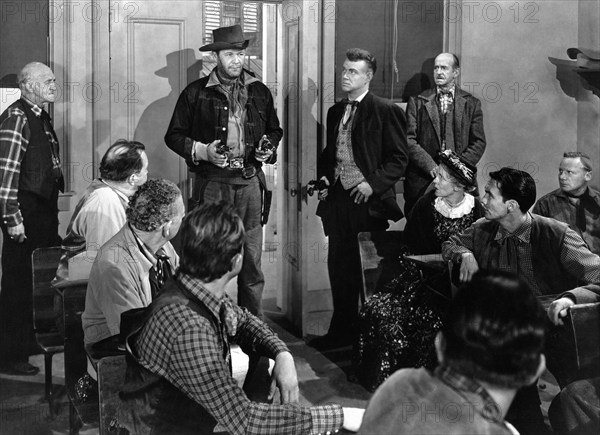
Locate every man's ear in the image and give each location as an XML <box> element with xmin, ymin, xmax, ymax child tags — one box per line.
<box><xmin>161</xmin><ymin>220</ymin><xmax>172</xmax><ymax>239</ymax></box>
<box><xmin>435</xmin><ymin>331</ymin><xmax>446</xmax><ymax>364</ymax></box>
<box><xmin>506</xmin><ymin>199</ymin><xmax>519</xmax><ymax>213</ymax></box>
<box><xmin>585</xmin><ymin>171</ymin><xmax>593</xmax><ymax>182</ymax></box>
<box><xmin>230</xmin><ymin>252</ymin><xmax>243</xmax><ymax>272</ymax></box>
<box><xmin>527</xmin><ymin>354</ymin><xmax>547</xmax><ymax>385</ymax></box>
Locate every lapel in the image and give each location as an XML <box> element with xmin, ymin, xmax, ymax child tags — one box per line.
<box><xmin>422</xmin><ymin>90</ymin><xmax>442</xmax><ymax>145</ymax></box>
<box><xmin>453</xmin><ymin>88</ymin><xmax>467</xmax><ymax>145</ymax></box>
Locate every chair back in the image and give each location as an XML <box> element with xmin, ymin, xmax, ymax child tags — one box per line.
<box><xmin>31</xmin><ymin>246</ymin><xmax>62</xmax><ymax>332</ymax></box>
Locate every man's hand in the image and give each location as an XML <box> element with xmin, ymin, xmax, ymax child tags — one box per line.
<box><xmin>269</xmin><ymin>351</ymin><xmax>299</xmax><ymax>404</ymax></box>
<box><xmin>548</xmin><ymin>297</ymin><xmax>575</xmax><ymax>326</ymax></box>
<box><xmin>207</xmin><ymin>139</ymin><xmax>228</xmax><ymax>168</ymax></box>
<box><xmin>350</xmin><ymin>181</ymin><xmax>373</xmax><ymax>204</ymax></box>
<box><xmin>317</xmin><ymin>176</ymin><xmax>330</xmax><ymax>201</ymax></box>
<box><xmin>342</xmin><ymin>407</ymin><xmax>365</xmax><ymax>432</ymax></box>
<box><xmin>7</xmin><ymin>223</ymin><xmax>26</xmax><ymax>243</ymax></box>
<box><xmin>459</xmin><ymin>252</ymin><xmax>479</xmax><ymax>282</ymax></box>
<box><xmin>255</xmin><ymin>135</ymin><xmax>274</xmax><ymax>162</ymax></box>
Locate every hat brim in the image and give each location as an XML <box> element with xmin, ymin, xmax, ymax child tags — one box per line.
<box><xmin>199</xmin><ymin>40</ymin><xmax>250</xmax><ymax>52</ymax></box>
<box><xmin>436</xmin><ymin>153</ymin><xmax>476</xmax><ymax>187</ymax></box>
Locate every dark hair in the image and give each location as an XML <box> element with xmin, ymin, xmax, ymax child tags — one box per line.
<box><xmin>179</xmin><ymin>202</ymin><xmax>245</xmax><ymax>282</ymax></box>
<box><xmin>489</xmin><ymin>168</ymin><xmax>536</xmax><ymax>212</ymax></box>
<box><xmin>442</xmin><ymin>270</ymin><xmax>545</xmax><ymax>388</ymax></box>
<box><xmin>127</xmin><ymin>179</ymin><xmax>181</xmax><ymax>231</ymax></box>
<box><xmin>100</xmin><ymin>139</ymin><xmax>146</xmax><ymax>182</ymax></box>
<box><xmin>346</xmin><ymin>48</ymin><xmax>377</xmax><ymax>74</ymax></box>
<box><xmin>563</xmin><ymin>151</ymin><xmax>593</xmax><ymax>172</ymax></box>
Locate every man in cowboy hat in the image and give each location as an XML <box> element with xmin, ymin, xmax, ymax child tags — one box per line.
<box><xmin>165</xmin><ymin>24</ymin><xmax>282</xmax><ymax>396</ymax></box>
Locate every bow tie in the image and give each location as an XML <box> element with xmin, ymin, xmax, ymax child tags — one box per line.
<box><xmin>341</xmin><ymin>98</ymin><xmax>359</xmax><ymax>107</ymax></box>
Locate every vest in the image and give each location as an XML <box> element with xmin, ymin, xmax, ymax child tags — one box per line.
<box><xmin>3</xmin><ymin>99</ymin><xmax>64</xmax><ymax>200</ymax></box>
<box><xmin>472</xmin><ymin>215</ymin><xmax>579</xmax><ymax>295</ymax></box>
<box><xmin>119</xmin><ymin>278</ymin><xmax>229</xmax><ymax>435</ymax></box>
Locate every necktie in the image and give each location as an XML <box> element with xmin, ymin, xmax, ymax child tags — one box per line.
<box><xmin>341</xmin><ymin>99</ymin><xmax>359</xmax><ymax>127</ymax></box>
<box><xmin>149</xmin><ymin>254</ymin><xmax>172</xmax><ymax>299</ymax></box>
<box><xmin>438</xmin><ymin>91</ymin><xmax>453</xmax><ymax>115</ymax></box>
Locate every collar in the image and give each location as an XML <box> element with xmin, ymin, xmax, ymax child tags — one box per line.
<box><xmin>437</xmin><ymin>85</ymin><xmax>456</xmax><ymax>97</ymax></box>
<box><xmin>346</xmin><ymin>89</ymin><xmax>369</xmax><ymax>104</ymax></box>
<box><xmin>557</xmin><ymin>186</ymin><xmax>600</xmax><ymax>202</ymax></box>
<box><xmin>21</xmin><ymin>97</ymin><xmax>44</xmax><ymax>117</ymax></box>
<box><xmin>435</xmin><ymin>364</ymin><xmax>505</xmax><ymax>425</ymax></box>
<box><xmin>206</xmin><ymin>67</ymin><xmax>259</xmax><ymax>88</ymax></box>
<box><xmin>126</xmin><ymin>223</ymin><xmax>169</xmax><ymax>271</ymax></box>
<box><xmin>495</xmin><ymin>212</ymin><xmax>532</xmax><ymax>244</ymax></box>
<box><xmin>177</xmin><ymin>272</ymin><xmax>234</xmax><ymax>323</ymax></box>
<box><xmin>99</xmin><ymin>179</ymin><xmax>132</xmax><ymax>203</ymax></box>
<box><xmin>434</xmin><ymin>193</ymin><xmax>475</xmax><ymax>219</ymax></box>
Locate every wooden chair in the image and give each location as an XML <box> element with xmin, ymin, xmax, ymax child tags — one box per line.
<box><xmin>55</xmin><ymin>280</ymin><xmax>99</xmax><ymax>434</ymax></box>
<box><xmin>31</xmin><ymin>246</ymin><xmax>64</xmax><ymax>417</ymax></box>
<box><xmin>357</xmin><ymin>231</ymin><xmax>405</xmax><ymax>302</ymax></box>
<box><xmin>547</xmin><ymin>302</ymin><xmax>600</xmax><ymax>389</ymax></box>
<box><xmin>97</xmin><ymin>355</ymin><xmax>129</xmax><ymax>434</ymax></box>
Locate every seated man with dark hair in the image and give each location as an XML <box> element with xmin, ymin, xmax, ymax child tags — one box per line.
<box><xmin>442</xmin><ymin>167</ymin><xmax>600</xmax><ymax>434</ymax></box>
<box><xmin>126</xmin><ymin>201</ymin><xmax>364</xmax><ymax>434</ymax></box>
<box><xmin>56</xmin><ymin>139</ymin><xmax>148</xmax><ymax>281</ymax></box>
<box><xmin>82</xmin><ymin>178</ymin><xmax>183</xmax><ymax>346</ymax></box>
<box><xmin>359</xmin><ymin>270</ymin><xmax>546</xmax><ymax>435</ymax></box>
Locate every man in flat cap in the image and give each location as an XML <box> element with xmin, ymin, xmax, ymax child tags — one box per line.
<box><xmin>165</xmin><ymin>25</ymin><xmax>282</xmax><ymax>395</ymax></box>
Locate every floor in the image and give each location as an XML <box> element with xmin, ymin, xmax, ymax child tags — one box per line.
<box><xmin>0</xmin><ymin>245</ymin><xmax>560</xmax><ymax>435</ymax></box>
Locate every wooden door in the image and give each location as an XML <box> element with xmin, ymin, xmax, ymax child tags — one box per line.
<box><xmin>279</xmin><ymin>0</ymin><xmax>332</xmax><ymax>336</ymax></box>
<box><xmin>103</xmin><ymin>1</ymin><xmax>205</xmax><ymax>197</ymax></box>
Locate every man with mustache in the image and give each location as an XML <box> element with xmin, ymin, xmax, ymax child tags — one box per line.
<box><xmin>0</xmin><ymin>62</ymin><xmax>64</xmax><ymax>376</ymax></box>
<box><xmin>165</xmin><ymin>25</ymin><xmax>282</xmax><ymax>396</ymax></box>
<box><xmin>403</xmin><ymin>52</ymin><xmax>486</xmax><ymax>215</ymax></box>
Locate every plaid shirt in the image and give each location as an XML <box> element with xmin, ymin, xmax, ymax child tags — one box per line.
<box><xmin>443</xmin><ymin>213</ymin><xmax>600</xmax><ymax>294</ymax></box>
<box><xmin>135</xmin><ymin>272</ymin><xmax>344</xmax><ymax>435</ymax></box>
<box><xmin>0</xmin><ymin>98</ymin><xmax>59</xmax><ymax>226</ymax></box>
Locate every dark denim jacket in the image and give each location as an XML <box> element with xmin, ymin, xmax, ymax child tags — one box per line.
<box><xmin>164</xmin><ymin>68</ymin><xmax>283</xmax><ymax>175</ymax></box>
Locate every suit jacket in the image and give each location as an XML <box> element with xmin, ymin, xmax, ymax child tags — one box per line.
<box><xmin>403</xmin><ymin>87</ymin><xmax>486</xmax><ymax>210</ymax></box>
<box><xmin>317</xmin><ymin>92</ymin><xmax>408</xmax><ymax>224</ymax></box>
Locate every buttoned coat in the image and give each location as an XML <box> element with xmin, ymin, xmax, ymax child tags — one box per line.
<box><xmin>403</xmin><ymin>88</ymin><xmax>486</xmax><ymax>212</ymax></box>
<box><xmin>317</xmin><ymin>92</ymin><xmax>408</xmax><ymax>226</ymax></box>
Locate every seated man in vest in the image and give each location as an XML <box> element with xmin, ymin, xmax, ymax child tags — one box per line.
<box><xmin>442</xmin><ymin>167</ymin><xmax>600</xmax><ymax>435</ymax></box>
<box><xmin>126</xmin><ymin>201</ymin><xmax>364</xmax><ymax>434</ymax></box>
<box><xmin>82</xmin><ymin>178</ymin><xmax>182</xmax><ymax>348</ymax></box>
<box><xmin>533</xmin><ymin>151</ymin><xmax>600</xmax><ymax>255</ymax></box>
<box><xmin>359</xmin><ymin>270</ymin><xmax>546</xmax><ymax>434</ymax></box>
<box><xmin>55</xmin><ymin>139</ymin><xmax>148</xmax><ymax>281</ymax></box>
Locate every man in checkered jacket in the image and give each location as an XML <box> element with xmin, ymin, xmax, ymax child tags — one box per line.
<box><xmin>129</xmin><ymin>201</ymin><xmax>363</xmax><ymax>434</ymax></box>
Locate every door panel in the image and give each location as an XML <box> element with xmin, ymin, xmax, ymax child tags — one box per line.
<box><xmin>108</xmin><ymin>1</ymin><xmax>204</xmax><ymax>195</ymax></box>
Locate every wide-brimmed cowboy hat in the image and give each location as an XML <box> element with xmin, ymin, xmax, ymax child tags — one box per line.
<box><xmin>199</xmin><ymin>25</ymin><xmax>250</xmax><ymax>52</ymax></box>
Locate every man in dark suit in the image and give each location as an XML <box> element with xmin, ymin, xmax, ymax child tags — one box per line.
<box><xmin>403</xmin><ymin>52</ymin><xmax>486</xmax><ymax>215</ymax></box>
<box><xmin>312</xmin><ymin>48</ymin><xmax>408</xmax><ymax>350</ymax></box>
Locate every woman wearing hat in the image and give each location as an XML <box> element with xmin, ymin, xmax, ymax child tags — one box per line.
<box><xmin>355</xmin><ymin>149</ymin><xmax>483</xmax><ymax>391</ymax></box>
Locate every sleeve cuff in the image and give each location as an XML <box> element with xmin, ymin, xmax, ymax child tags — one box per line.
<box><xmin>3</xmin><ymin>211</ymin><xmax>23</xmax><ymax>227</ymax></box>
<box><xmin>309</xmin><ymin>403</ymin><xmax>344</xmax><ymax>435</ymax></box>
<box><xmin>192</xmin><ymin>141</ymin><xmax>209</xmax><ymax>163</ymax></box>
